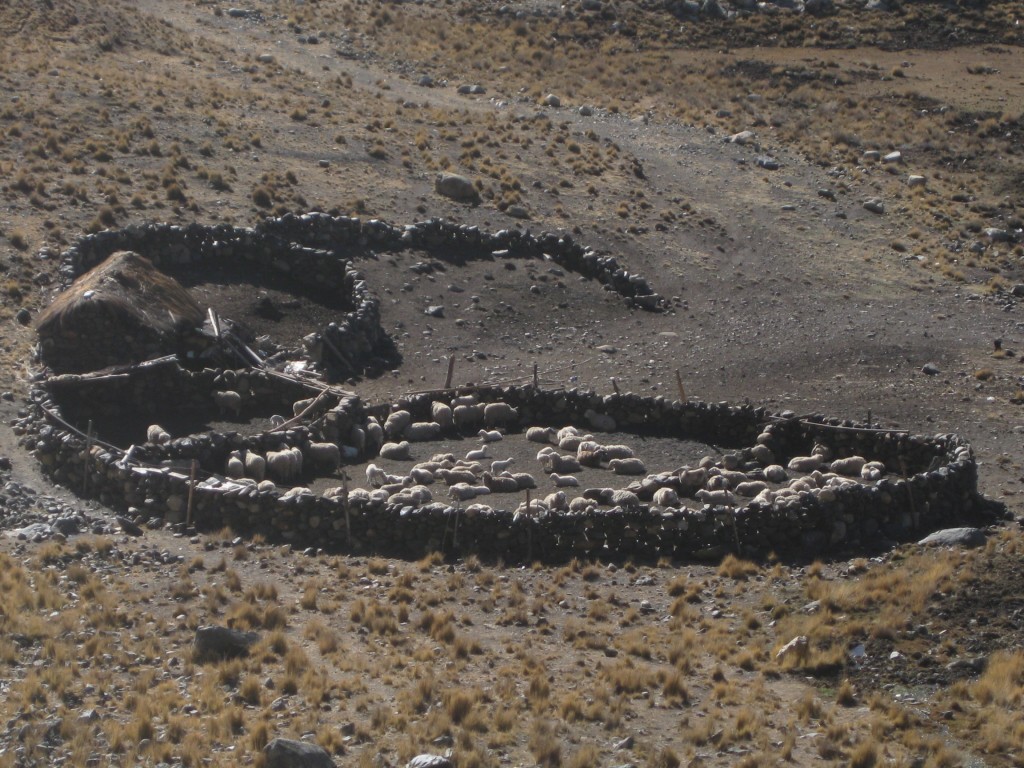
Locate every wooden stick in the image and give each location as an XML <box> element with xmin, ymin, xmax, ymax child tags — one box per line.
<box><xmin>444</xmin><ymin>355</ymin><xmax>456</xmax><ymax>389</ymax></box>
<box><xmin>675</xmin><ymin>369</ymin><xmax>686</xmax><ymax>401</ymax></box>
<box><xmin>533</xmin><ymin>363</ymin><xmax>539</xmax><ymax>389</ymax></box>
<box><xmin>207</xmin><ymin>307</ymin><xmax>221</xmax><ymax>339</ymax></box>
<box><xmin>186</xmin><ymin>459</ymin><xmax>197</xmax><ymax>528</ymax></box>
<box><xmin>765</xmin><ymin>415</ymin><xmax>908</xmax><ymax>434</ymax></box>
<box><xmin>342</xmin><ymin>471</ymin><xmax>351</xmax><ymax>544</ymax></box>
<box><xmin>321</xmin><ymin>330</ymin><xmax>356</xmax><ymax>373</ymax></box>
<box><xmin>82</xmin><ymin>420</ymin><xmax>93</xmax><ymax>496</ymax></box>
<box><xmin>269</xmin><ymin>388</ymin><xmax>335</xmax><ymax>432</ymax></box>
<box><xmin>611</xmin><ymin>378</ymin><xmax>620</xmax><ymax>395</ymax></box>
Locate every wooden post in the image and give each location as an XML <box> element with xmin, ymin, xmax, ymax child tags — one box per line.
<box><xmin>866</xmin><ymin>409</ymin><xmax>872</xmax><ymax>429</ymax></box>
<box><xmin>186</xmin><ymin>459</ymin><xmax>197</xmax><ymax>528</ymax></box>
<box><xmin>82</xmin><ymin>420</ymin><xmax>93</xmax><ymax>496</ymax></box>
<box><xmin>533</xmin><ymin>363</ymin><xmax>539</xmax><ymax>389</ymax></box>
<box><xmin>444</xmin><ymin>355</ymin><xmax>456</xmax><ymax>389</ymax></box>
<box><xmin>611</xmin><ymin>378</ymin><xmax>620</xmax><ymax>395</ymax></box>
<box><xmin>452</xmin><ymin>505</ymin><xmax>460</xmax><ymax>549</ymax></box>
<box><xmin>342</xmin><ymin>472</ymin><xmax>351</xmax><ymax>544</ymax></box>
<box><xmin>675</xmin><ymin>369</ymin><xmax>686</xmax><ymax>401</ymax></box>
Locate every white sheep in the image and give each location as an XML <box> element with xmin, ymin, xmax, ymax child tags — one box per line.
<box><xmin>305</xmin><ymin>442</ymin><xmax>341</xmax><ymax>472</ymax></box>
<box><xmin>478</xmin><ymin>429</ymin><xmax>503</xmax><ymax>443</ymax></box>
<box><xmin>453</xmin><ymin>403</ymin><xmax>485</xmax><ymax>430</ymax></box>
<box><xmin>677</xmin><ymin>466</ymin><xmax>708</xmax><ymax>490</ymax></box>
<box><xmin>269</xmin><ymin>414</ymin><xmax>286</xmax><ymax>428</ymax></box>
<box><xmin>830</xmin><ymin>456</ymin><xmax>867</xmax><ymax>476</ymax></box>
<box><xmin>696</xmin><ymin>488</ymin><xmax>736</xmax><ymax>506</ymax></box>
<box><xmin>568</xmin><ymin>497</ymin><xmax>593</xmax><ymax>513</ymax></box>
<box><xmin>550</xmin><ymin>473</ymin><xmax>579</xmax><ymax>488</ymax></box>
<box><xmin>764</xmin><ymin>465</ymin><xmax>788</xmax><ymax>483</ymax></box>
<box><xmin>366</xmin><ymin>463</ymin><xmax>388</xmax><ymax>488</ymax></box>
<box><xmin>267</xmin><ymin>446</ymin><xmax>303</xmax><ymax>482</ymax></box>
<box><xmin>405</xmin><ymin>421</ymin><xmax>441</xmax><ymax>442</ymax></box>
<box><xmin>609</xmin><ymin>489</ymin><xmax>641</xmax><ymax>509</ymax></box>
<box><xmin>431</xmin><ymin>401</ymin><xmax>454</xmax><ymax>429</ymax></box>
<box><xmin>609</xmin><ymin>457</ymin><xmax>646</xmax><ymax>475</ymax></box>
<box><xmin>734</xmin><ymin>480</ymin><xmax>769</xmax><ymax>497</ymax></box>
<box><xmin>379</xmin><ymin>441</ymin><xmax>411</xmax><ymax>460</ymax></box>
<box><xmin>365</xmin><ymin>418</ymin><xmax>384</xmax><ymax>450</ymax></box>
<box><xmin>448</xmin><ymin>483</ymin><xmax>491</xmax><ymax>502</ymax></box>
<box><xmin>451</xmin><ymin>394</ymin><xmax>478</xmax><ymax>407</ymax></box>
<box><xmin>410</xmin><ymin>466</ymin><xmax>435</xmax><ymax>484</ymax></box>
<box><xmin>465</xmin><ymin>446</ymin><xmax>490</xmax><ymax>461</ymax></box>
<box><xmin>526</xmin><ymin>426</ymin><xmax>556</xmax><ymax>444</ymax></box>
<box><xmin>577</xmin><ymin>449</ymin><xmax>605</xmax><ymax>468</ymax></box>
<box><xmin>556</xmin><ymin>426</ymin><xmax>582</xmax><ymax>442</ymax></box>
<box><xmin>439</xmin><ymin>468</ymin><xmax>479</xmax><ymax>486</ymax></box>
<box><xmin>225</xmin><ymin>451</ymin><xmax>245</xmax><ymax>479</ymax></box>
<box><xmin>652</xmin><ymin>487</ymin><xmax>680</xmax><ymax>507</ymax></box>
<box><xmin>787</xmin><ymin>455</ymin><xmax>823</xmax><ymax>473</ymax></box>
<box><xmin>483</xmin><ymin>402</ymin><xmax>518</xmax><ymax>427</ymax></box>
<box><xmin>490</xmin><ymin>457</ymin><xmax>515</xmax><ymax>474</ymax></box>
<box><xmin>213</xmin><ymin>390</ymin><xmax>242</xmax><ymax>418</ymax></box>
<box><xmin>861</xmin><ymin>461</ymin><xmax>886</xmax><ymax>481</ymax></box>
<box><xmin>544</xmin><ymin>491</ymin><xmax>568</xmax><ymax>510</ymax></box>
<box><xmin>384</xmin><ymin>410</ymin><xmax>412</xmax><ymax>440</ymax></box>
<box><xmin>146</xmin><ymin>424</ymin><xmax>171</xmax><ymax>445</ymax></box>
<box><xmin>536</xmin><ymin>446</ymin><xmax>559</xmax><ymax>461</ymax></box>
<box><xmin>244</xmin><ymin>452</ymin><xmax>266</xmax><ymax>482</ymax></box>
<box><xmin>602</xmin><ymin>445</ymin><xmax>635</xmax><ymax>460</ymax></box>
<box><xmin>558</xmin><ymin>434</ymin><xmax>586</xmax><ymax>452</ymax></box>
<box><xmin>292</xmin><ymin>397</ymin><xmax>316</xmax><ymax>417</ymax></box>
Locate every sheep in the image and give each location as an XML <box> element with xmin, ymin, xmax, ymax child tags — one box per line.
<box><xmin>146</xmin><ymin>424</ymin><xmax>171</xmax><ymax>445</ymax></box>
<box><xmin>439</xmin><ymin>468</ymin><xmax>479</xmax><ymax>486</ymax></box>
<box><xmin>526</xmin><ymin>426</ymin><xmax>556</xmax><ymax>444</ymax></box>
<box><xmin>465</xmin><ymin>446</ymin><xmax>490</xmax><ymax>462</ymax></box>
<box><xmin>490</xmin><ymin>457</ymin><xmax>515</xmax><ymax>474</ymax></box>
<box><xmin>577</xmin><ymin>440</ymin><xmax>603</xmax><ymax>456</ymax></box>
<box><xmin>225</xmin><ymin>451</ymin><xmax>245</xmax><ymax>479</ymax></box>
<box><xmin>454</xmin><ymin>460</ymin><xmax>486</xmax><ymax>474</ymax></box>
<box><xmin>558</xmin><ymin>434</ymin><xmax>586</xmax><ymax>452</ymax></box>
<box><xmin>695</xmin><ymin>489</ymin><xmax>736</xmax><ymax>506</ymax></box>
<box><xmin>305</xmin><ymin>442</ymin><xmax>341</xmax><ymax>472</ymax></box>
<box><xmin>366</xmin><ymin>463</ymin><xmax>388</xmax><ymax>488</ymax></box>
<box><xmin>861</xmin><ymin>461</ymin><xmax>886</xmax><ymax>481</ymax></box>
<box><xmin>348</xmin><ymin>488</ymin><xmax>372</xmax><ymax>506</ymax></box>
<box><xmin>453</xmin><ymin>404</ymin><xmax>485</xmax><ymax>430</ymax></box>
<box><xmin>583</xmin><ymin>487</ymin><xmax>615</xmax><ymax>504</ymax></box>
<box><xmin>734</xmin><ymin>480</ymin><xmax>769</xmax><ymax>497</ymax></box>
<box><xmin>267</xmin><ymin>446</ymin><xmax>303</xmax><ymax>482</ymax></box>
<box><xmin>451</xmin><ymin>394</ymin><xmax>478</xmax><ymax>407</ymax></box>
<box><xmin>787</xmin><ymin>455</ymin><xmax>823</xmax><ymax>473</ymax></box>
<box><xmin>544</xmin><ymin>491</ymin><xmax>569</xmax><ymax>511</ymax></box>
<box><xmin>478</xmin><ymin>429</ymin><xmax>503</xmax><ymax>443</ymax></box>
<box><xmin>750</xmin><ymin>444</ymin><xmax>774</xmax><ymax>464</ymax></box>
<box><xmin>568</xmin><ymin>497</ymin><xmax>593</xmax><ymax>513</ymax></box>
<box><xmin>536</xmin><ymin>446</ymin><xmax>559</xmax><ymax>461</ymax></box>
<box><xmin>584</xmin><ymin>408</ymin><xmax>616</xmax><ymax>432</ymax></box>
<box><xmin>379</xmin><ymin>441</ymin><xmax>411</xmax><ymax>460</ymax></box>
<box><xmin>652</xmin><ymin>487</ymin><xmax>680</xmax><ymax>507</ymax></box>
<box><xmin>292</xmin><ymin>396</ymin><xmax>328</xmax><ymax>418</ymax></box>
<box><xmin>764</xmin><ymin>465</ymin><xmax>788</xmax><ymax>483</ymax></box>
<box><xmin>602</xmin><ymin>445</ymin><xmax>635</xmax><ymax>460</ymax></box>
<box><xmin>830</xmin><ymin>456</ymin><xmax>867</xmax><ymax>477</ymax></box>
<box><xmin>707</xmin><ymin>474</ymin><xmax>730</xmax><ymax>491</ymax></box>
<box><xmin>244</xmin><ymin>452</ymin><xmax>266</xmax><ymax>482</ymax></box>
<box><xmin>431</xmin><ymin>401</ymin><xmax>454</xmax><ymax>429</ymax></box>
<box><xmin>510</xmin><ymin>472</ymin><xmax>537</xmax><ymax>490</ymax></box>
<box><xmin>483</xmin><ymin>402</ymin><xmax>518</xmax><ymax>427</ymax></box>
<box><xmin>269</xmin><ymin>414</ymin><xmax>287</xmax><ymax>428</ymax></box>
<box><xmin>514</xmin><ymin>499</ymin><xmax>549</xmax><ymax>517</ymax></box>
<box><xmin>365</xmin><ymin>419</ymin><xmax>384</xmax><ymax>451</ymax></box>
<box><xmin>550</xmin><ymin>473</ymin><xmax>580</xmax><ymax>488</ymax></box>
<box><xmin>609</xmin><ymin>458</ymin><xmax>646</xmax><ymax>476</ymax></box>
<box><xmin>609</xmin><ymin>490</ymin><xmax>641</xmax><ymax>509</ymax></box>
<box><xmin>811</xmin><ymin>443</ymin><xmax>833</xmax><ymax>460</ymax></box>
<box><xmin>381</xmin><ymin>478</ymin><xmax>413</xmax><ymax>495</ymax></box>
<box><xmin>556</xmin><ymin>426</ymin><xmax>582</xmax><ymax>443</ymax></box>
<box><xmin>577</xmin><ymin>449</ymin><xmax>606</xmax><ymax>468</ymax></box>
<box><xmin>384</xmin><ymin>410</ymin><xmax>412</xmax><ymax>440</ymax></box>
<box><xmin>482</xmin><ymin>472</ymin><xmax>520</xmax><ymax>494</ymax></box>
<box><xmin>213</xmin><ymin>390</ymin><xmax>242</xmax><ymax>418</ymax></box>
<box><xmin>448</xmin><ymin>483</ymin><xmax>491</xmax><ymax>502</ymax></box>
<box><xmin>410</xmin><ymin>466</ymin><xmax>435</xmax><ymax>485</ymax></box>
<box><xmin>404</xmin><ymin>421</ymin><xmax>441</xmax><ymax>442</ymax></box>
<box><xmin>542</xmin><ymin>453</ymin><xmax>582</xmax><ymax>474</ymax></box>
<box><xmin>677</xmin><ymin>466</ymin><xmax>708</xmax><ymax>490</ymax></box>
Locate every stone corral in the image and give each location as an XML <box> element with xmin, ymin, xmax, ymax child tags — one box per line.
<box><xmin>52</xmin><ymin>215</ymin><xmax>665</xmax><ymax>378</ymax></box>
<box><xmin>19</xmin><ymin>368</ymin><xmax>1002</xmax><ymax>563</ymax></box>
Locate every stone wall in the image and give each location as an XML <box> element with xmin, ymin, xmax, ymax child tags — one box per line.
<box><xmin>19</xmin><ymin>372</ymin><xmax>1001</xmax><ymax>563</ymax></box>
<box><xmin>51</xmin><ymin>215</ymin><xmax>665</xmax><ymax>379</ymax></box>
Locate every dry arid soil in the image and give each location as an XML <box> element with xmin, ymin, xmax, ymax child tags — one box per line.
<box><xmin>1</xmin><ymin>1</ymin><xmax>1024</xmax><ymax>767</ymax></box>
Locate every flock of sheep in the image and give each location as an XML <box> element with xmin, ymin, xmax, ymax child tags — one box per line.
<box><xmin>145</xmin><ymin>390</ymin><xmax>895</xmax><ymax>516</ymax></box>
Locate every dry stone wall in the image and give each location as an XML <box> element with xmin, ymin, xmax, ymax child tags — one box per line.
<box><xmin>20</xmin><ymin>373</ymin><xmax>1001</xmax><ymax>563</ymax></box>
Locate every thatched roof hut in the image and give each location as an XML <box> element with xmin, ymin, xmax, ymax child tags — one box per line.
<box><xmin>36</xmin><ymin>250</ymin><xmax>205</xmax><ymax>373</ymax></box>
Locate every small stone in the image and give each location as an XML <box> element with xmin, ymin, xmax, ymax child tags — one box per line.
<box><xmin>193</xmin><ymin>625</ymin><xmax>260</xmax><ymax>662</ymax></box>
<box><xmin>434</xmin><ymin>173</ymin><xmax>481</xmax><ymax>204</ymax></box>
<box><xmin>918</xmin><ymin>528</ymin><xmax>987</xmax><ymax>548</ymax></box>
<box><xmin>407</xmin><ymin>756</ymin><xmax>453</xmax><ymax>768</ymax></box>
<box><xmin>817</xmin><ymin>188</ymin><xmax>836</xmax><ymax>201</ymax></box>
<box><xmin>756</xmin><ymin>156</ymin><xmax>780</xmax><ymax>170</ymax></box>
<box><xmin>908</xmin><ymin>174</ymin><xmax>927</xmax><ymax>188</ymax></box>
<box><xmin>883</xmin><ymin>150</ymin><xmax>903</xmax><ymax>163</ymax></box>
<box><xmin>424</xmin><ymin>305</ymin><xmax>445</xmax><ymax>318</ymax></box>
<box><xmin>863</xmin><ymin>198</ymin><xmax>885</xmax><ymax>214</ymax></box>
<box><xmin>15</xmin><ymin>308</ymin><xmax>31</xmax><ymax>325</ymax></box>
<box><xmin>921</xmin><ymin>362</ymin><xmax>941</xmax><ymax>375</ymax></box>
<box><xmin>728</xmin><ymin>130</ymin><xmax>756</xmax><ymax>145</ymax></box>
<box><xmin>264</xmin><ymin>738</ymin><xmax>335</xmax><ymax>768</ymax></box>
<box><xmin>862</xmin><ymin>150</ymin><xmax>881</xmax><ymax>161</ymax></box>
<box><xmin>597</xmin><ymin>345</ymin><xmax>617</xmax><ymax>354</ymax></box>
<box><xmin>544</xmin><ymin>94</ymin><xmax>561</xmax><ymax>108</ymax></box>
<box><xmin>578</xmin><ymin>105</ymin><xmax>594</xmax><ymax>116</ymax></box>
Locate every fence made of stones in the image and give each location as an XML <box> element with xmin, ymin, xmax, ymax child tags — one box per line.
<box><xmin>20</xmin><ymin>369</ymin><xmax>1001</xmax><ymax>562</ymax></box>
<box><xmin>51</xmin><ymin>215</ymin><xmax>664</xmax><ymax>378</ymax></box>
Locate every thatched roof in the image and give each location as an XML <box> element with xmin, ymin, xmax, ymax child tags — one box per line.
<box><xmin>36</xmin><ymin>251</ymin><xmax>205</xmax><ymax>373</ymax></box>
<box><xmin>37</xmin><ymin>250</ymin><xmax>204</xmax><ymax>338</ymax></box>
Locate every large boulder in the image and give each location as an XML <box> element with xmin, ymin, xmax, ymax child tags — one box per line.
<box><xmin>192</xmin><ymin>625</ymin><xmax>260</xmax><ymax>662</ymax></box>
<box><xmin>434</xmin><ymin>173</ymin><xmax>481</xmax><ymax>204</ymax></box>
<box><xmin>264</xmin><ymin>738</ymin><xmax>335</xmax><ymax>768</ymax></box>
<box><xmin>917</xmin><ymin>528</ymin><xmax>987</xmax><ymax>548</ymax></box>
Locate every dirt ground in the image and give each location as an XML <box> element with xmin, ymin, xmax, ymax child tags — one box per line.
<box><xmin>1</xmin><ymin>1</ymin><xmax>1024</xmax><ymax>766</ymax></box>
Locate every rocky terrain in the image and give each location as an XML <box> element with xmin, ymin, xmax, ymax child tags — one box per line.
<box><xmin>1</xmin><ymin>0</ymin><xmax>1023</xmax><ymax>766</ymax></box>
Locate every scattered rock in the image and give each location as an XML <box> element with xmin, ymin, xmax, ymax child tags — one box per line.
<box><xmin>456</xmin><ymin>84</ymin><xmax>486</xmax><ymax>95</ymax></box>
<box><xmin>264</xmin><ymin>738</ymin><xmax>335</xmax><ymax>768</ymax></box>
<box><xmin>407</xmin><ymin>756</ymin><xmax>453</xmax><ymax>768</ymax></box>
<box><xmin>883</xmin><ymin>150</ymin><xmax>903</xmax><ymax>163</ymax></box>
<box><xmin>863</xmin><ymin>198</ymin><xmax>885</xmax><ymax>214</ymax></box>
<box><xmin>756</xmin><ymin>156</ymin><xmax>780</xmax><ymax>170</ymax></box>
<box><xmin>115</xmin><ymin>515</ymin><xmax>143</xmax><ymax>537</ymax></box>
<box><xmin>917</xmin><ymin>527</ymin><xmax>987</xmax><ymax>548</ymax></box>
<box><xmin>921</xmin><ymin>362</ymin><xmax>941</xmax><ymax>375</ymax></box>
<box><xmin>578</xmin><ymin>105</ymin><xmax>594</xmax><ymax>116</ymax></box>
<box><xmin>728</xmin><ymin>130</ymin><xmax>756</xmax><ymax>145</ymax></box>
<box><xmin>424</xmin><ymin>305</ymin><xmax>445</xmax><ymax>318</ymax></box>
<box><xmin>776</xmin><ymin>635</ymin><xmax>808</xmax><ymax>661</ymax></box>
<box><xmin>908</xmin><ymin>174</ymin><xmax>927</xmax><ymax>188</ymax></box>
<box><xmin>544</xmin><ymin>94</ymin><xmax>561</xmax><ymax>108</ymax></box>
